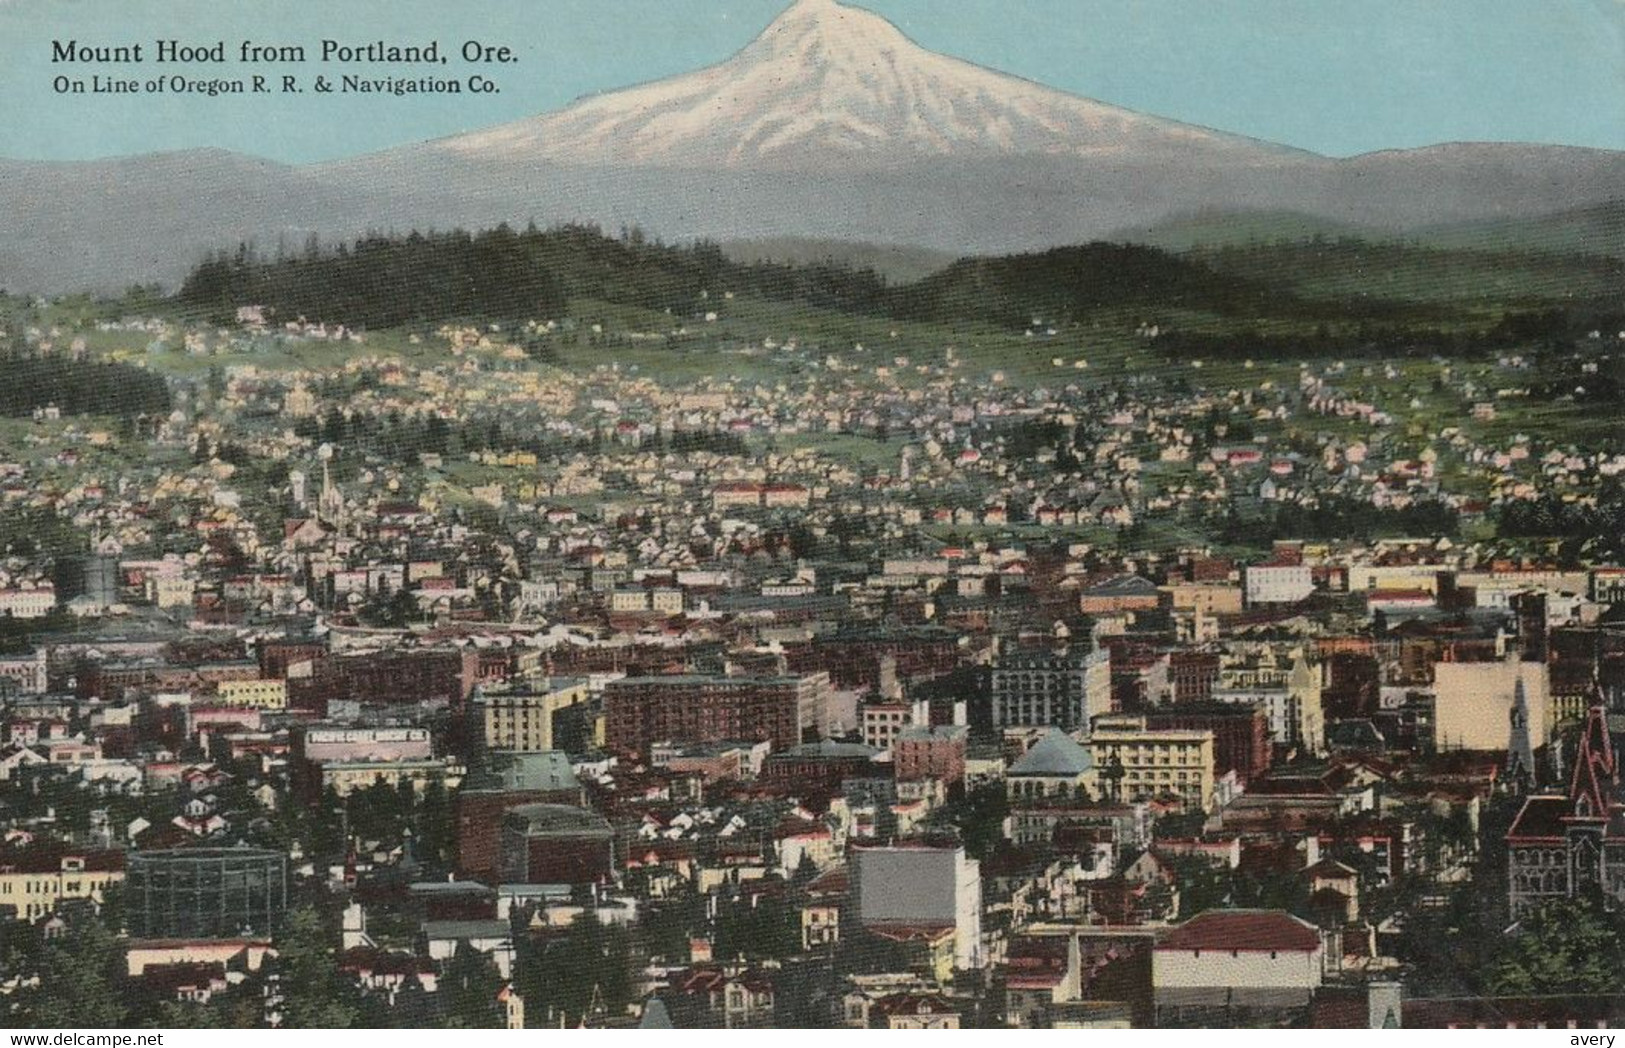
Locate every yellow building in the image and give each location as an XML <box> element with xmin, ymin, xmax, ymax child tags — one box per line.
<box><xmin>215</xmin><ymin>679</ymin><xmax>288</xmax><ymax>710</ymax></box>
<box><xmin>480</xmin><ymin>679</ymin><xmax>592</xmax><ymax>753</ymax></box>
<box><xmin>0</xmin><ymin>848</ymin><xmax>125</xmax><ymax>921</ymax></box>
<box><xmin>1161</xmin><ymin>582</ymin><xmax>1244</xmax><ymax>616</ymax></box>
<box><xmin>1088</xmin><ymin>717</ymin><xmax>1215</xmax><ymax>810</ymax></box>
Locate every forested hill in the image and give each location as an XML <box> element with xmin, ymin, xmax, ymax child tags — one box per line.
<box><xmin>891</xmin><ymin>243</ymin><xmax>1293</xmax><ymax>327</ymax></box>
<box><xmin>177</xmin><ymin>224</ymin><xmax>894</xmax><ymax>328</ymax></box>
<box><xmin>0</xmin><ymin>356</ymin><xmax>170</xmax><ymax>419</ymax></box>
<box><xmin>176</xmin><ymin>223</ymin><xmax>1328</xmax><ymax>333</ymax></box>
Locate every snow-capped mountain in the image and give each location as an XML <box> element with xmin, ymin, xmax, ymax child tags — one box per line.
<box><xmin>433</xmin><ymin>0</ymin><xmax>1296</xmax><ymax>169</ymax></box>
<box><xmin>3</xmin><ymin>0</ymin><xmax>1623</xmax><ymax>293</ymax></box>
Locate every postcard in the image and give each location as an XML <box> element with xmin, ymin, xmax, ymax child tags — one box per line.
<box><xmin>0</xmin><ymin>0</ymin><xmax>1622</xmax><ymax>1034</ymax></box>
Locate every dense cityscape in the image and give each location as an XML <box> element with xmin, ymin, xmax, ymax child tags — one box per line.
<box><xmin>0</xmin><ymin>231</ymin><xmax>1621</xmax><ymax>1029</ymax></box>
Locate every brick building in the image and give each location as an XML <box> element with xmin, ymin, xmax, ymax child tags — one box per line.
<box><xmin>604</xmin><ymin>674</ymin><xmax>829</xmax><ymax>756</ymax></box>
<box><xmin>456</xmin><ymin>751</ymin><xmax>584</xmax><ymax>882</ymax></box>
<box><xmin>893</xmin><ymin>725</ymin><xmax>969</xmax><ymax>786</ymax></box>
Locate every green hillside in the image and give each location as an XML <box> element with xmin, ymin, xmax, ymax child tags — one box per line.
<box><xmin>721</xmin><ymin>237</ymin><xmax>956</xmax><ymax>283</ymax></box>
<box><xmin>1418</xmin><ymin>201</ymin><xmax>1625</xmax><ymax>260</ymax></box>
<box><xmin>1110</xmin><ymin>208</ymin><xmax>1375</xmax><ymax>252</ymax></box>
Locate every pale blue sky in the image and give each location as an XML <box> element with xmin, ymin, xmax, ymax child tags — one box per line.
<box><xmin>1</xmin><ymin>0</ymin><xmax>1621</xmax><ymax>163</ymax></box>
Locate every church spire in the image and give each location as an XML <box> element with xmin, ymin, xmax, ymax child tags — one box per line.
<box><xmin>1569</xmin><ymin>704</ymin><xmax>1615</xmax><ymax>819</ymax></box>
<box><xmin>1507</xmin><ymin>676</ymin><xmax>1535</xmax><ymax>793</ymax></box>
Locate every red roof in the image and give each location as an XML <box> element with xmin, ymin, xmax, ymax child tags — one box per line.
<box><xmin>1157</xmin><ymin>910</ymin><xmax>1320</xmax><ymax>953</ymax></box>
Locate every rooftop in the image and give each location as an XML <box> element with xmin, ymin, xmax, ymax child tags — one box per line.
<box><xmin>1008</xmin><ymin>729</ymin><xmax>1093</xmax><ymax>777</ymax></box>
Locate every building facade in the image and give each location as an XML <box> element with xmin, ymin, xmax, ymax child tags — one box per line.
<box><xmin>478</xmin><ymin>679</ymin><xmax>591</xmax><ymax>753</ymax></box>
<box><xmin>1088</xmin><ymin>716</ymin><xmax>1215</xmax><ymax>810</ymax></box>
<box><xmin>1505</xmin><ymin>705</ymin><xmax>1625</xmax><ymax>920</ymax></box>
<box><xmin>604</xmin><ymin>674</ymin><xmax>828</xmax><ymax>755</ymax></box>
<box><xmin>991</xmin><ymin>647</ymin><xmax>1110</xmax><ymax>731</ymax></box>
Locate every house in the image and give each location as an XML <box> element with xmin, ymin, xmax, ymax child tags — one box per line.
<box><xmin>666</xmin><ymin>965</ymin><xmax>776</xmax><ymax>1029</ymax></box>
<box><xmin>1153</xmin><ymin>909</ymin><xmax>1325</xmax><ymax>1025</ymax></box>
<box><xmin>869</xmin><ymin>993</ymin><xmax>962</xmax><ymax>1029</ymax></box>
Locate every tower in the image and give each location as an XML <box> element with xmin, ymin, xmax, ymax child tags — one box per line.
<box><xmin>317</xmin><ymin>443</ymin><xmax>343</xmax><ymax>523</ymax></box>
<box><xmin>1566</xmin><ymin>704</ymin><xmax>1615</xmax><ymax>895</ymax></box>
<box><xmin>1506</xmin><ymin>677</ymin><xmax>1535</xmax><ymax>793</ymax></box>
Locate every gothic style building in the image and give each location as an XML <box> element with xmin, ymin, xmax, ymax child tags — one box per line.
<box><xmin>1505</xmin><ymin>705</ymin><xmax>1625</xmax><ymax>920</ymax></box>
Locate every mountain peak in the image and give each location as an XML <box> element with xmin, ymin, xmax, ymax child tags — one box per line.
<box><xmin>738</xmin><ymin>0</ymin><xmax>922</xmax><ymax>77</ymax></box>
<box><xmin>432</xmin><ymin>0</ymin><xmax>1293</xmax><ymax>170</ymax></box>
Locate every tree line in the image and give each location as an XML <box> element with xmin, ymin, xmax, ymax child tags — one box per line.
<box><xmin>0</xmin><ymin>354</ymin><xmax>170</xmax><ymax>419</ymax></box>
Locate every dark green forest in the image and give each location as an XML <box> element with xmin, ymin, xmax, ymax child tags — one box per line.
<box><xmin>179</xmin><ymin>226</ymin><xmax>569</xmax><ymax>328</ymax></box>
<box><xmin>178</xmin><ymin>223</ymin><xmax>895</xmax><ymax>327</ymax></box>
<box><xmin>175</xmin><ymin>224</ymin><xmax>1391</xmax><ymax>334</ymax></box>
<box><xmin>892</xmin><ymin>242</ymin><xmax>1313</xmax><ymax>326</ymax></box>
<box><xmin>0</xmin><ymin>355</ymin><xmax>170</xmax><ymax>419</ymax></box>
<box><xmin>173</xmin><ymin>221</ymin><xmax>1614</xmax><ymax>352</ymax></box>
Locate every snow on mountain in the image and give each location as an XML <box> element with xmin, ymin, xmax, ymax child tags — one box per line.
<box><xmin>434</xmin><ymin>0</ymin><xmax>1300</xmax><ymax>169</ymax></box>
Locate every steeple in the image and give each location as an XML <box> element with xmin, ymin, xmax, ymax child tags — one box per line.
<box><xmin>317</xmin><ymin>443</ymin><xmax>343</xmax><ymax>524</ymax></box>
<box><xmin>1569</xmin><ymin>704</ymin><xmax>1615</xmax><ymax>819</ymax></box>
<box><xmin>1506</xmin><ymin>676</ymin><xmax>1535</xmax><ymax>792</ymax></box>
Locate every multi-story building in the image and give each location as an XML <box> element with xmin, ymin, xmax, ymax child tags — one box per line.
<box><xmin>604</xmin><ymin>674</ymin><xmax>828</xmax><ymax>755</ymax></box>
<box><xmin>760</xmin><ymin>741</ymin><xmax>879</xmax><ymax>794</ymax></box>
<box><xmin>456</xmin><ymin>751</ymin><xmax>585</xmax><ymax>882</ymax></box>
<box><xmin>304</xmin><ymin>648</ymin><xmax>480</xmax><ymax>712</ymax></box>
<box><xmin>1088</xmin><ymin>716</ymin><xmax>1215</xmax><ymax>810</ymax></box>
<box><xmin>1162</xmin><ymin>582</ymin><xmax>1244</xmax><ymax>617</ymax></box>
<box><xmin>991</xmin><ymin>646</ymin><xmax>1110</xmax><ymax>731</ymax></box>
<box><xmin>0</xmin><ymin>586</ymin><xmax>56</xmax><ymax>619</ymax></box>
<box><xmin>292</xmin><ymin>726</ymin><xmax>460</xmax><ymax>799</ymax></box>
<box><xmin>499</xmin><ymin>803</ymin><xmax>616</xmax><ymax>886</ymax></box>
<box><xmin>478</xmin><ymin>679</ymin><xmax>591</xmax><ymax>753</ymax></box>
<box><xmin>0</xmin><ymin>843</ymin><xmax>125</xmax><ymax>921</ymax></box>
<box><xmin>0</xmin><ymin>649</ymin><xmax>48</xmax><ymax>694</ymax></box>
<box><xmin>893</xmin><ymin>725</ymin><xmax>969</xmax><ymax>785</ymax></box>
<box><xmin>1245</xmin><ymin>563</ymin><xmax>1314</xmax><ymax>606</ymax></box>
<box><xmin>851</xmin><ymin>843</ymin><xmax>983</xmax><ymax>970</ymax></box>
<box><xmin>1213</xmin><ymin>649</ymin><xmax>1324</xmax><ymax>755</ymax></box>
<box><xmin>214</xmin><ymin>679</ymin><xmax>287</xmax><ymax>710</ymax></box>
<box><xmin>861</xmin><ymin>701</ymin><xmax>913</xmax><ymax>751</ymax></box>
<box><xmin>1145</xmin><ymin>702</ymin><xmax>1272</xmax><ymax>787</ymax></box>
<box><xmin>1167</xmin><ymin>652</ymin><xmax>1220</xmax><ymax>702</ymax></box>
